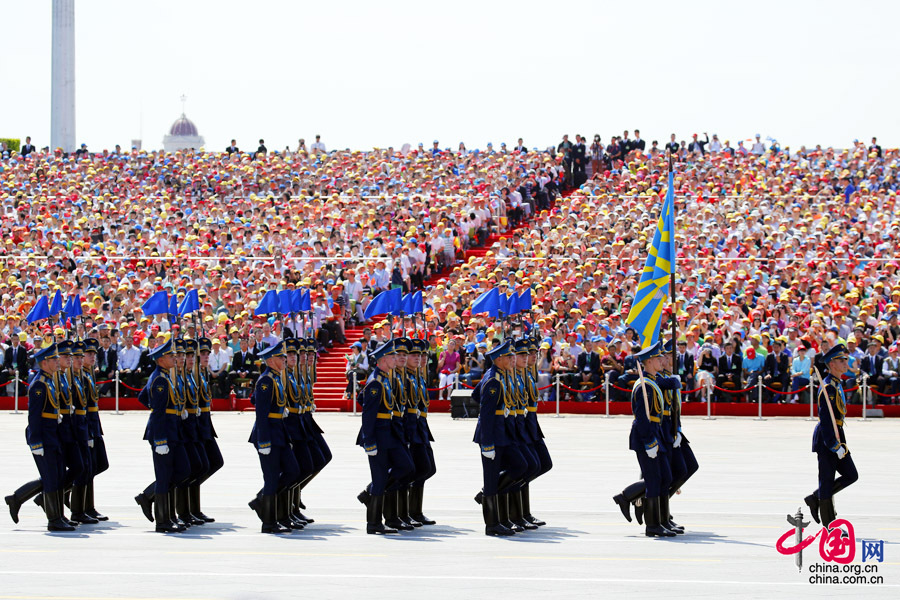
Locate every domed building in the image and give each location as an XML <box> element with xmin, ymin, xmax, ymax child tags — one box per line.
<box><xmin>162</xmin><ymin>113</ymin><xmax>205</xmax><ymax>152</ymax></box>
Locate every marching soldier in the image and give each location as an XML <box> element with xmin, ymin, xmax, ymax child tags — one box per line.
<box><xmin>68</xmin><ymin>341</ymin><xmax>98</xmax><ymax>524</ymax></box>
<box><xmin>473</xmin><ymin>340</ymin><xmax>527</xmax><ymax>536</ymax></box>
<box><xmin>521</xmin><ymin>337</ymin><xmax>551</xmax><ymax>526</ymax></box>
<box><xmin>51</xmin><ymin>341</ymin><xmax>84</xmax><ymax>523</ymax></box>
<box><xmin>406</xmin><ymin>338</ymin><xmax>436</xmax><ymax>526</ymax></box>
<box><xmin>136</xmin><ymin>338</ymin><xmax>191</xmax><ymax>533</ymax></box>
<box><xmin>281</xmin><ymin>337</ymin><xmax>309</xmax><ymax>530</ymax></box>
<box><xmin>4</xmin><ymin>345</ymin><xmax>76</xmax><ymax>531</ymax></box>
<box><xmin>296</xmin><ymin>336</ymin><xmax>331</xmax><ymax>522</ymax></box>
<box><xmin>176</xmin><ymin>339</ymin><xmax>209</xmax><ymax>527</ymax></box>
<box><xmin>614</xmin><ymin>341</ymin><xmax>677</xmax><ymax>537</ymax></box>
<box><xmin>386</xmin><ymin>337</ymin><xmax>415</xmax><ymax>530</ymax></box>
<box><xmin>248</xmin><ymin>342</ymin><xmax>301</xmax><ymax>534</ymax></box>
<box><xmin>506</xmin><ymin>339</ymin><xmax>540</xmax><ymax>531</ymax></box>
<box><xmin>193</xmin><ymin>337</ymin><xmax>224</xmax><ymax>522</ymax></box>
<box><xmin>81</xmin><ymin>337</ymin><xmax>109</xmax><ymax>521</ymax></box>
<box><xmin>356</xmin><ymin>339</ymin><xmax>414</xmax><ymax>534</ymax></box>
<box><xmin>804</xmin><ymin>344</ymin><xmax>858</xmax><ymax>526</ymax></box>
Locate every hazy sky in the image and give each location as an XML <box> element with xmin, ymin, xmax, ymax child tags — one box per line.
<box><xmin>3</xmin><ymin>0</ymin><xmax>898</xmax><ymax>153</ymax></box>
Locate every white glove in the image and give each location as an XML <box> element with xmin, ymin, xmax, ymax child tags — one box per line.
<box><xmin>155</xmin><ymin>444</ymin><xmax>169</xmax><ymax>455</ymax></box>
<box><xmin>482</xmin><ymin>450</ymin><xmax>496</xmax><ymax>460</ymax></box>
<box><xmin>87</xmin><ymin>439</ymin><xmax>94</xmax><ymax>448</ymax></box>
<box><xmin>836</xmin><ymin>446</ymin><xmax>847</xmax><ymax>460</ymax></box>
<box><xmin>196</xmin><ymin>408</ymin><xmax>201</xmax><ymax>417</ymax></box>
<box><xmin>258</xmin><ymin>447</ymin><xmax>271</xmax><ymax>455</ymax></box>
<box><xmin>365</xmin><ymin>448</ymin><xmax>378</xmax><ymax>456</ymax></box>
<box><xmin>57</xmin><ymin>414</ymin><xmax>63</xmax><ymax>424</ymax></box>
<box><xmin>181</xmin><ymin>409</ymin><xmax>188</xmax><ymax>420</ymax></box>
<box><xmin>32</xmin><ymin>448</ymin><xmax>44</xmax><ymax>456</ymax></box>
<box><xmin>646</xmin><ymin>445</ymin><xmax>659</xmax><ymax>459</ymax></box>
<box><xmin>283</xmin><ymin>408</ymin><xmax>289</xmax><ymax>418</ymax></box>
<box><xmin>674</xmin><ymin>433</ymin><xmax>683</xmax><ymax>448</ymax></box>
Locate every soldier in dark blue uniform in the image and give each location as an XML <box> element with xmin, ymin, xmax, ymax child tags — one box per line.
<box><xmin>521</xmin><ymin>337</ymin><xmax>552</xmax><ymax>526</ymax></box>
<box><xmin>81</xmin><ymin>338</ymin><xmax>109</xmax><ymax>521</ymax></box>
<box><xmin>5</xmin><ymin>345</ymin><xmax>76</xmax><ymax>531</ymax></box>
<box><xmin>68</xmin><ymin>341</ymin><xmax>98</xmax><ymax>524</ymax></box>
<box><xmin>136</xmin><ymin>339</ymin><xmax>191</xmax><ymax>533</ymax></box>
<box><xmin>295</xmin><ymin>337</ymin><xmax>331</xmax><ymax>522</ymax></box>
<box><xmin>53</xmin><ymin>340</ymin><xmax>84</xmax><ymax>521</ymax></box>
<box><xmin>406</xmin><ymin>338</ymin><xmax>437</xmax><ymax>526</ymax></box>
<box><xmin>248</xmin><ymin>342</ymin><xmax>301</xmax><ymax>534</ymax></box>
<box><xmin>193</xmin><ymin>337</ymin><xmax>224</xmax><ymax>522</ymax></box>
<box><xmin>473</xmin><ymin>340</ymin><xmax>528</xmax><ymax>536</ymax></box>
<box><xmin>386</xmin><ymin>337</ymin><xmax>417</xmax><ymax>530</ymax></box>
<box><xmin>171</xmin><ymin>339</ymin><xmax>207</xmax><ymax>527</ymax></box>
<box><xmin>506</xmin><ymin>339</ymin><xmax>541</xmax><ymax>531</ymax></box>
<box><xmin>804</xmin><ymin>344</ymin><xmax>858</xmax><ymax>526</ymax></box>
<box><xmin>357</xmin><ymin>339</ymin><xmax>415</xmax><ymax>534</ymax></box>
<box><xmin>280</xmin><ymin>337</ymin><xmax>309</xmax><ymax>530</ymax></box>
<box><xmin>615</xmin><ymin>341</ymin><xmax>678</xmax><ymax>537</ymax></box>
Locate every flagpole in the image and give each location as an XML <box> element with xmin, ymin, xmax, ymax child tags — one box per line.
<box><xmin>668</xmin><ymin>151</ymin><xmax>677</xmax><ymax>374</ymax></box>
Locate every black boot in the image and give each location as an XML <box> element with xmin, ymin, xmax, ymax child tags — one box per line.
<box><xmin>70</xmin><ymin>485</ymin><xmax>99</xmax><ymax>524</ymax></box>
<box><xmin>499</xmin><ymin>493</ymin><xmax>523</xmax><ymax>532</ymax></box>
<box><xmin>46</xmin><ymin>489</ymin><xmax>76</xmax><ymax>532</ymax></box>
<box><xmin>176</xmin><ymin>487</ymin><xmax>203</xmax><ymax>526</ymax></box>
<box><xmin>155</xmin><ymin>492</ymin><xmax>184</xmax><ymax>533</ymax></box>
<box><xmin>366</xmin><ymin>494</ymin><xmax>397</xmax><ymax>534</ymax></box>
<box><xmin>170</xmin><ymin>491</ymin><xmax>187</xmax><ymax>529</ymax></box>
<box><xmin>279</xmin><ymin>490</ymin><xmax>303</xmax><ymax>530</ymax></box>
<box><xmin>483</xmin><ymin>495</ymin><xmax>514</xmax><ymax>536</ymax></box>
<box><xmin>409</xmin><ymin>486</ymin><xmax>436</xmax><ymax>526</ymax></box>
<box><xmin>261</xmin><ymin>494</ymin><xmax>290</xmax><ymax>534</ymax></box>
<box><xmin>660</xmin><ymin>495</ymin><xmax>683</xmax><ymax>534</ymax></box>
<box><xmin>357</xmin><ymin>488</ymin><xmax>371</xmax><ymax>506</ymax></box>
<box><xmin>384</xmin><ymin>490</ymin><xmax>413</xmax><ymax>530</ymax></box>
<box><xmin>613</xmin><ymin>480</ymin><xmax>645</xmax><ymax>523</ymax></box>
<box><xmin>634</xmin><ymin>499</ymin><xmax>645</xmax><ymax>525</ymax></box>
<box><xmin>190</xmin><ymin>485</ymin><xmax>214</xmax><ymax>523</ymax></box>
<box><xmin>57</xmin><ymin>490</ymin><xmax>78</xmax><ymax>528</ymax></box>
<box><xmin>135</xmin><ymin>483</ymin><xmax>155</xmax><ymax>522</ymax></box>
<box><xmin>249</xmin><ymin>491</ymin><xmax>262</xmax><ymax>520</ymax></box>
<box><xmin>5</xmin><ymin>479</ymin><xmax>43</xmax><ymax>524</ymax></box>
<box><xmin>85</xmin><ymin>482</ymin><xmax>108</xmax><ymax>521</ymax></box>
<box><xmin>521</xmin><ymin>484</ymin><xmax>545</xmax><ymax>527</ymax></box>
<box><xmin>293</xmin><ymin>487</ymin><xmax>313</xmax><ymax>524</ymax></box>
<box><xmin>510</xmin><ymin>490</ymin><xmax>538</xmax><ymax>530</ymax></box>
<box><xmin>398</xmin><ymin>488</ymin><xmax>421</xmax><ymax>528</ymax></box>
<box><xmin>819</xmin><ymin>497</ymin><xmax>836</xmax><ymax>527</ymax></box>
<box><xmin>474</xmin><ymin>490</ymin><xmax>483</xmax><ymax>505</ymax></box>
<box><xmin>804</xmin><ymin>493</ymin><xmax>820</xmax><ymax>525</ymax></box>
<box><xmin>644</xmin><ymin>497</ymin><xmax>676</xmax><ymax>537</ymax></box>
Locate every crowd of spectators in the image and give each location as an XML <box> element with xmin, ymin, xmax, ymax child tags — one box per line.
<box><xmin>2</xmin><ymin>131</ymin><xmax>900</xmax><ymax>406</ymax></box>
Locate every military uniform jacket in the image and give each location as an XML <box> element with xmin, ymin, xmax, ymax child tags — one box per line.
<box><xmin>82</xmin><ymin>368</ymin><xmax>103</xmax><ymax>439</ymax></box>
<box><xmin>513</xmin><ymin>369</ymin><xmax>532</xmax><ymax>444</ymax></box>
<box><xmin>414</xmin><ymin>370</ymin><xmax>435</xmax><ymax>443</ymax></box>
<box><xmin>284</xmin><ymin>370</ymin><xmax>305</xmax><ymax>442</ymax></box>
<box><xmin>69</xmin><ymin>369</ymin><xmax>90</xmax><ymax>444</ymax></box>
<box><xmin>142</xmin><ymin>367</ymin><xmax>181</xmax><ymax>448</ymax></box>
<box><xmin>401</xmin><ymin>369</ymin><xmax>425</xmax><ymax>445</ymax></box>
<box><xmin>302</xmin><ymin>367</ymin><xmax>325</xmax><ymax>435</ymax></box>
<box><xmin>390</xmin><ymin>370</ymin><xmax>408</xmax><ymax>444</ymax></box>
<box><xmin>813</xmin><ymin>375</ymin><xmax>848</xmax><ymax>453</ymax></box>
<box><xmin>179</xmin><ymin>371</ymin><xmax>199</xmax><ymax>442</ymax></box>
<box><xmin>472</xmin><ymin>367</ymin><xmax>510</xmax><ymax>451</ymax></box>
<box><xmin>629</xmin><ymin>377</ymin><xmax>666</xmax><ymax>453</ymax></box>
<box><xmin>249</xmin><ymin>368</ymin><xmax>288</xmax><ymax>450</ymax></box>
<box><xmin>197</xmin><ymin>370</ymin><xmax>217</xmax><ymax>440</ymax></box>
<box><xmin>356</xmin><ymin>367</ymin><xmax>403</xmax><ymax>451</ymax></box>
<box><xmin>55</xmin><ymin>372</ymin><xmax>76</xmax><ymax>444</ymax></box>
<box><xmin>656</xmin><ymin>371</ymin><xmax>684</xmax><ymax>448</ymax></box>
<box><xmin>26</xmin><ymin>371</ymin><xmax>61</xmax><ymax>453</ymax></box>
<box><xmin>524</xmin><ymin>367</ymin><xmax>544</xmax><ymax>440</ymax></box>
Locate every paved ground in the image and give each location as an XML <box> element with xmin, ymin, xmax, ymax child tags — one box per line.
<box><xmin>0</xmin><ymin>411</ymin><xmax>898</xmax><ymax>599</ymax></box>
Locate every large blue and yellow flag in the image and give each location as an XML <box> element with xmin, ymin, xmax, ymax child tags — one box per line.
<box><xmin>625</xmin><ymin>170</ymin><xmax>676</xmax><ymax>348</ymax></box>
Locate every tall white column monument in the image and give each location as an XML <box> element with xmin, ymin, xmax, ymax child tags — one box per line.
<box><xmin>51</xmin><ymin>0</ymin><xmax>76</xmax><ymax>152</ymax></box>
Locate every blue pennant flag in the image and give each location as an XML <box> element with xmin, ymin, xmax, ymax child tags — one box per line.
<box><xmin>62</xmin><ymin>294</ymin><xmax>74</xmax><ymax>316</ymax></box>
<box><xmin>49</xmin><ymin>289</ymin><xmax>63</xmax><ymax>317</ymax></box>
<box><xmin>411</xmin><ymin>291</ymin><xmax>423</xmax><ymax>314</ymax></box>
<box><xmin>471</xmin><ymin>287</ymin><xmax>499</xmax><ymax>317</ymax></box>
<box><xmin>497</xmin><ymin>291</ymin><xmax>510</xmax><ymax>316</ymax></box>
<box><xmin>27</xmin><ymin>296</ymin><xmax>51</xmax><ymax>324</ymax></box>
<box><xmin>518</xmin><ymin>288</ymin><xmax>532</xmax><ymax>312</ymax></box>
<box><xmin>400</xmin><ymin>293</ymin><xmax>413</xmax><ymax>315</ymax></box>
<box><xmin>70</xmin><ymin>294</ymin><xmax>83</xmax><ymax>318</ymax></box>
<box><xmin>178</xmin><ymin>289</ymin><xmax>200</xmax><ymax>316</ymax></box>
<box><xmin>141</xmin><ymin>290</ymin><xmax>170</xmax><ymax>317</ymax></box>
<box><xmin>365</xmin><ymin>288</ymin><xmax>402</xmax><ymax>320</ymax></box>
<box><xmin>626</xmin><ymin>170</ymin><xmax>676</xmax><ymax>348</ymax></box>
<box><xmin>254</xmin><ymin>290</ymin><xmax>280</xmax><ymax>316</ymax></box>
<box><xmin>507</xmin><ymin>291</ymin><xmax>519</xmax><ymax>316</ymax></box>
<box><xmin>169</xmin><ymin>294</ymin><xmax>178</xmax><ymax>318</ymax></box>
<box><xmin>278</xmin><ymin>290</ymin><xmax>293</xmax><ymax>315</ymax></box>
<box><xmin>291</xmin><ymin>289</ymin><xmax>303</xmax><ymax>313</ymax></box>
<box><xmin>299</xmin><ymin>288</ymin><xmax>311</xmax><ymax>311</ymax></box>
